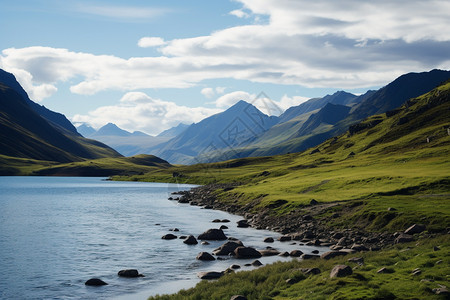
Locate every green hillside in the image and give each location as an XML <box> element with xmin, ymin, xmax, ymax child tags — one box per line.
<box><xmin>115</xmin><ymin>80</ymin><xmax>450</xmax><ymax>233</ymax></box>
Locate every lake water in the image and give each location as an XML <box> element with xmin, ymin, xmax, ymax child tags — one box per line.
<box><xmin>0</xmin><ymin>177</ymin><xmax>327</xmax><ymax>299</ymax></box>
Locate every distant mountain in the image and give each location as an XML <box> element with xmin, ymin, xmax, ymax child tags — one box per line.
<box><xmin>204</xmin><ymin>69</ymin><xmax>450</xmax><ymax>162</ymax></box>
<box><xmin>278</xmin><ymin>91</ymin><xmax>358</xmax><ymax>123</ymax></box>
<box><xmin>77</xmin><ymin>123</ymin><xmax>96</xmax><ymax>137</ymax></box>
<box><xmin>157</xmin><ymin>123</ymin><xmax>190</xmax><ymax>138</ymax></box>
<box><xmin>150</xmin><ymin>100</ymin><xmax>279</xmax><ymax>164</ymax></box>
<box><xmin>0</xmin><ymin>69</ymin><xmax>79</xmax><ymax>135</ymax></box>
<box><xmin>92</xmin><ymin>123</ymin><xmax>133</xmax><ymax>137</ymax></box>
<box><xmin>0</xmin><ymin>82</ymin><xmax>121</xmax><ymax>165</ymax></box>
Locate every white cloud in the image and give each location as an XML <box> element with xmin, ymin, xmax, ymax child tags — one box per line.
<box><xmin>72</xmin><ymin>92</ymin><xmax>222</xmax><ymax>135</ymax></box>
<box><xmin>1</xmin><ymin>0</ymin><xmax>450</xmax><ymax>102</ymax></box>
<box><xmin>201</xmin><ymin>87</ymin><xmax>215</xmax><ymax>98</ymax></box>
<box><xmin>229</xmin><ymin>9</ymin><xmax>249</xmax><ymax>18</ymax></box>
<box><xmin>73</xmin><ymin>4</ymin><xmax>169</xmax><ymax>21</ymax></box>
<box><xmin>215</xmin><ymin>91</ymin><xmax>254</xmax><ymax>108</ymax></box>
<box><xmin>137</xmin><ymin>37</ymin><xmax>166</xmax><ymax>48</ymax></box>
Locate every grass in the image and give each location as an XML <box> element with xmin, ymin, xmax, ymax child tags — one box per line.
<box><xmin>149</xmin><ymin>236</ymin><xmax>449</xmax><ymax>300</ymax></box>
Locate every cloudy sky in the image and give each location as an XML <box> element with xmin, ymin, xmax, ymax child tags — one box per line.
<box><xmin>1</xmin><ymin>0</ymin><xmax>449</xmax><ymax>135</ymax></box>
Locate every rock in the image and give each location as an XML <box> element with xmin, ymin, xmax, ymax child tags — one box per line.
<box><xmin>201</xmin><ymin>241</ymin><xmax>210</xmax><ymax>245</ymax></box>
<box><xmin>169</xmin><ymin>228</ymin><xmax>179</xmax><ymax>232</ymax></box>
<box><xmin>332</xmin><ymin>232</ymin><xmax>344</xmax><ymax>239</ymax></box>
<box><xmin>321</xmin><ymin>251</ymin><xmax>348</xmax><ymax>260</ymax></box>
<box><xmin>404</xmin><ymin>224</ymin><xmax>426</xmax><ymax>235</ymax></box>
<box><xmin>234</xmin><ymin>246</ymin><xmax>262</xmax><ymax>259</ymax></box>
<box><xmin>263</xmin><ymin>237</ymin><xmax>274</xmax><ymax>243</ymax></box>
<box><xmin>251</xmin><ymin>260</ymin><xmax>263</xmax><ymax>266</ymax></box>
<box><xmin>290</xmin><ymin>250</ymin><xmax>304</xmax><ymax>257</ymax></box>
<box><xmin>184</xmin><ymin>235</ymin><xmax>198</xmax><ymax>245</ymax></box>
<box><xmin>286</xmin><ymin>278</ymin><xmax>299</xmax><ymax>284</ymax></box>
<box><xmin>85</xmin><ymin>278</ymin><xmax>108</xmax><ymax>286</ymax></box>
<box><xmin>213</xmin><ymin>241</ymin><xmax>243</xmax><ymax>255</ymax></box>
<box><xmin>179</xmin><ymin>235</ymin><xmax>187</xmax><ymax>239</ymax></box>
<box><xmin>230</xmin><ymin>264</ymin><xmax>241</xmax><ymax>270</ymax></box>
<box><xmin>351</xmin><ymin>244</ymin><xmax>369</xmax><ymax>252</ymax></box>
<box><xmin>196</xmin><ymin>252</ymin><xmax>215</xmax><ymax>261</ymax></box>
<box><xmin>348</xmin><ymin>257</ymin><xmax>364</xmax><ymax>265</ymax></box>
<box><xmin>432</xmin><ymin>285</ymin><xmax>449</xmax><ymax>295</ymax></box>
<box><xmin>395</xmin><ymin>233</ymin><xmax>414</xmax><ymax>244</ymax></box>
<box><xmin>212</xmin><ymin>219</ymin><xmax>221</xmax><ymax>223</ymax></box>
<box><xmin>279</xmin><ymin>251</ymin><xmax>290</xmax><ymax>257</ymax></box>
<box><xmin>197</xmin><ymin>271</ymin><xmax>223</xmax><ymax>280</ymax></box>
<box><xmin>198</xmin><ymin>228</ymin><xmax>227</xmax><ymax>240</ymax></box>
<box><xmin>330</xmin><ymin>265</ymin><xmax>353</xmax><ymax>278</ymax></box>
<box><xmin>222</xmin><ymin>219</ymin><xmax>230</xmax><ymax>223</ymax></box>
<box><xmin>230</xmin><ymin>295</ymin><xmax>248</xmax><ymax>300</ymax></box>
<box><xmin>118</xmin><ymin>269</ymin><xmax>143</xmax><ymax>278</ymax></box>
<box><xmin>259</xmin><ymin>249</ymin><xmax>280</xmax><ymax>256</ymax></box>
<box><xmin>301</xmin><ymin>268</ymin><xmax>321</xmax><ymax>275</ymax></box>
<box><xmin>330</xmin><ymin>245</ymin><xmax>343</xmax><ymax>251</ymax></box>
<box><xmin>311</xmin><ymin>250</ymin><xmax>319</xmax><ymax>254</ymax></box>
<box><xmin>278</xmin><ymin>235</ymin><xmax>292</xmax><ymax>242</ymax></box>
<box><xmin>220</xmin><ymin>225</ymin><xmax>229</xmax><ymax>230</ymax></box>
<box><xmin>161</xmin><ymin>233</ymin><xmax>177</xmax><ymax>240</ymax></box>
<box><xmin>301</xmin><ymin>254</ymin><xmax>320</xmax><ymax>260</ymax></box>
<box><xmin>387</xmin><ymin>207</ymin><xmax>397</xmax><ymax>211</ymax></box>
<box><xmin>310</xmin><ymin>199</ymin><xmax>319</xmax><ymax>205</ymax></box>
<box><xmin>237</xmin><ymin>220</ymin><xmax>250</xmax><ymax>228</ymax></box>
<box><xmin>433</xmin><ymin>246</ymin><xmax>440</xmax><ymax>251</ymax></box>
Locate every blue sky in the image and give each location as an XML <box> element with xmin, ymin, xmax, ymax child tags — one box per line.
<box><xmin>1</xmin><ymin>0</ymin><xmax>449</xmax><ymax>135</ymax></box>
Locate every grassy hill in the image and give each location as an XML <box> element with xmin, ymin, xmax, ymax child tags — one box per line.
<box><xmin>114</xmin><ymin>80</ymin><xmax>450</xmax><ymax>233</ymax></box>
<box><xmin>139</xmin><ymin>81</ymin><xmax>450</xmax><ymax>300</ymax></box>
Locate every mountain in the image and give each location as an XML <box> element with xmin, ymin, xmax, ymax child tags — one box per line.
<box><xmin>150</xmin><ymin>100</ymin><xmax>279</xmax><ymax>164</ymax></box>
<box><xmin>92</xmin><ymin>123</ymin><xmax>133</xmax><ymax>137</ymax></box>
<box><xmin>0</xmin><ymin>69</ymin><xmax>79</xmax><ymax>135</ymax></box>
<box><xmin>77</xmin><ymin>123</ymin><xmax>96</xmax><ymax>137</ymax></box>
<box><xmin>157</xmin><ymin>123</ymin><xmax>190</xmax><ymax>138</ymax></box>
<box><xmin>0</xmin><ymin>82</ymin><xmax>121</xmax><ymax>166</ymax></box>
<box><xmin>278</xmin><ymin>91</ymin><xmax>359</xmax><ymax>123</ymax></box>
<box><xmin>206</xmin><ymin>69</ymin><xmax>450</xmax><ymax>161</ymax></box>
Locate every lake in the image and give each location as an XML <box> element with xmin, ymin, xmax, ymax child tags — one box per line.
<box><xmin>0</xmin><ymin>177</ymin><xmax>327</xmax><ymax>299</ymax></box>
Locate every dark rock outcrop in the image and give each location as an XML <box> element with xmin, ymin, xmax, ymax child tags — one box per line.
<box><xmin>213</xmin><ymin>241</ymin><xmax>243</xmax><ymax>256</ymax></box>
<box><xmin>198</xmin><ymin>228</ymin><xmax>227</xmax><ymax>240</ymax></box>
<box><xmin>321</xmin><ymin>251</ymin><xmax>348</xmax><ymax>260</ymax></box>
<box><xmin>234</xmin><ymin>246</ymin><xmax>262</xmax><ymax>259</ymax></box>
<box><xmin>118</xmin><ymin>269</ymin><xmax>143</xmax><ymax>278</ymax></box>
<box><xmin>161</xmin><ymin>233</ymin><xmax>177</xmax><ymax>240</ymax></box>
<box><xmin>197</xmin><ymin>271</ymin><xmax>223</xmax><ymax>280</ymax></box>
<box><xmin>330</xmin><ymin>265</ymin><xmax>353</xmax><ymax>278</ymax></box>
<box><xmin>85</xmin><ymin>278</ymin><xmax>108</xmax><ymax>286</ymax></box>
<box><xmin>196</xmin><ymin>252</ymin><xmax>215</xmax><ymax>261</ymax></box>
<box><xmin>404</xmin><ymin>224</ymin><xmax>426</xmax><ymax>235</ymax></box>
<box><xmin>184</xmin><ymin>235</ymin><xmax>198</xmax><ymax>245</ymax></box>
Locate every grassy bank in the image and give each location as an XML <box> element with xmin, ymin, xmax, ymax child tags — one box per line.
<box><xmin>149</xmin><ymin>236</ymin><xmax>449</xmax><ymax>300</ymax></box>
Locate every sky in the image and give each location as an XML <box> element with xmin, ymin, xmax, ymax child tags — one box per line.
<box><xmin>1</xmin><ymin>0</ymin><xmax>449</xmax><ymax>135</ymax></box>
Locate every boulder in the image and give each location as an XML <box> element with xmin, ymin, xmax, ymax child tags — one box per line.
<box><xmin>85</xmin><ymin>278</ymin><xmax>108</xmax><ymax>286</ymax></box>
<box><xmin>198</xmin><ymin>228</ymin><xmax>227</xmax><ymax>240</ymax></box>
<box><xmin>259</xmin><ymin>249</ymin><xmax>280</xmax><ymax>256</ymax></box>
<box><xmin>196</xmin><ymin>252</ymin><xmax>215</xmax><ymax>261</ymax></box>
<box><xmin>234</xmin><ymin>246</ymin><xmax>262</xmax><ymax>259</ymax></box>
<box><xmin>161</xmin><ymin>233</ymin><xmax>177</xmax><ymax>240</ymax></box>
<box><xmin>351</xmin><ymin>244</ymin><xmax>369</xmax><ymax>252</ymax></box>
<box><xmin>263</xmin><ymin>237</ymin><xmax>274</xmax><ymax>243</ymax></box>
<box><xmin>301</xmin><ymin>254</ymin><xmax>320</xmax><ymax>260</ymax></box>
<box><xmin>330</xmin><ymin>265</ymin><xmax>353</xmax><ymax>278</ymax></box>
<box><xmin>213</xmin><ymin>241</ymin><xmax>243</xmax><ymax>255</ymax></box>
<box><xmin>118</xmin><ymin>269</ymin><xmax>143</xmax><ymax>278</ymax></box>
<box><xmin>348</xmin><ymin>257</ymin><xmax>364</xmax><ymax>265</ymax></box>
<box><xmin>197</xmin><ymin>271</ymin><xmax>223</xmax><ymax>280</ymax></box>
<box><xmin>251</xmin><ymin>260</ymin><xmax>263</xmax><ymax>266</ymax></box>
<box><xmin>183</xmin><ymin>235</ymin><xmax>198</xmax><ymax>245</ymax></box>
<box><xmin>404</xmin><ymin>224</ymin><xmax>426</xmax><ymax>235</ymax></box>
<box><xmin>237</xmin><ymin>220</ymin><xmax>250</xmax><ymax>228</ymax></box>
<box><xmin>230</xmin><ymin>264</ymin><xmax>241</xmax><ymax>270</ymax></box>
<box><xmin>290</xmin><ymin>250</ymin><xmax>304</xmax><ymax>257</ymax></box>
<box><xmin>278</xmin><ymin>235</ymin><xmax>292</xmax><ymax>242</ymax></box>
<box><xmin>220</xmin><ymin>225</ymin><xmax>229</xmax><ymax>230</ymax></box>
<box><xmin>320</xmin><ymin>251</ymin><xmax>348</xmax><ymax>260</ymax></box>
<box><xmin>279</xmin><ymin>251</ymin><xmax>290</xmax><ymax>257</ymax></box>
<box><xmin>222</xmin><ymin>219</ymin><xmax>230</xmax><ymax>223</ymax></box>
<box><xmin>212</xmin><ymin>219</ymin><xmax>221</xmax><ymax>223</ymax></box>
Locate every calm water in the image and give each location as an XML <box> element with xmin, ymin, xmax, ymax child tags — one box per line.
<box><xmin>0</xmin><ymin>177</ymin><xmax>327</xmax><ymax>300</ymax></box>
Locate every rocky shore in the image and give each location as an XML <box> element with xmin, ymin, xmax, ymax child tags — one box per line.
<box><xmin>171</xmin><ymin>183</ymin><xmax>430</xmax><ymax>252</ymax></box>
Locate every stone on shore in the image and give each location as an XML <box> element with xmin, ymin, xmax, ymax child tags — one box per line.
<box><xmin>198</xmin><ymin>228</ymin><xmax>227</xmax><ymax>240</ymax></box>
<box><xmin>330</xmin><ymin>265</ymin><xmax>353</xmax><ymax>278</ymax></box>
<box><xmin>85</xmin><ymin>278</ymin><xmax>108</xmax><ymax>286</ymax></box>
<box><xmin>395</xmin><ymin>233</ymin><xmax>414</xmax><ymax>244</ymax></box>
<box><xmin>259</xmin><ymin>249</ymin><xmax>280</xmax><ymax>256</ymax></box>
<box><xmin>234</xmin><ymin>246</ymin><xmax>262</xmax><ymax>259</ymax></box>
<box><xmin>290</xmin><ymin>250</ymin><xmax>304</xmax><ymax>257</ymax></box>
<box><xmin>196</xmin><ymin>252</ymin><xmax>215</xmax><ymax>261</ymax></box>
<box><xmin>251</xmin><ymin>260</ymin><xmax>263</xmax><ymax>266</ymax></box>
<box><xmin>263</xmin><ymin>237</ymin><xmax>274</xmax><ymax>243</ymax></box>
<box><xmin>404</xmin><ymin>224</ymin><xmax>426</xmax><ymax>235</ymax></box>
<box><xmin>320</xmin><ymin>250</ymin><xmax>348</xmax><ymax>260</ymax></box>
<box><xmin>237</xmin><ymin>220</ymin><xmax>250</xmax><ymax>228</ymax></box>
<box><xmin>213</xmin><ymin>241</ymin><xmax>243</xmax><ymax>255</ymax></box>
<box><xmin>301</xmin><ymin>254</ymin><xmax>320</xmax><ymax>260</ymax></box>
<box><xmin>197</xmin><ymin>271</ymin><xmax>223</xmax><ymax>280</ymax></box>
<box><xmin>230</xmin><ymin>295</ymin><xmax>248</xmax><ymax>300</ymax></box>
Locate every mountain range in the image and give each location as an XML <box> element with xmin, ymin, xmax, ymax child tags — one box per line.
<box><xmin>1</xmin><ymin>68</ymin><xmax>449</xmax><ymax>172</ymax></box>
